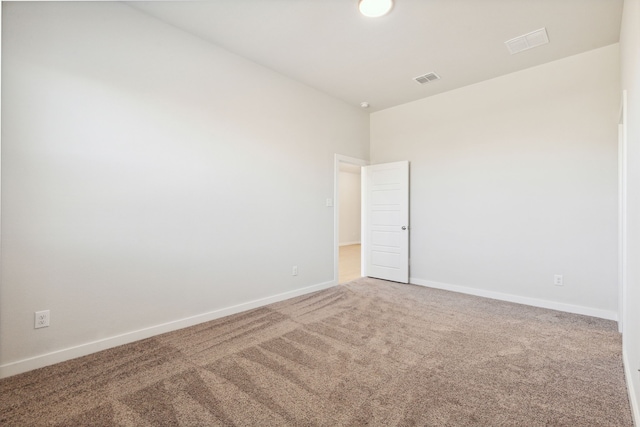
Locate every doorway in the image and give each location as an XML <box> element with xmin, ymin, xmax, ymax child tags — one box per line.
<box><xmin>334</xmin><ymin>155</ymin><xmax>410</xmax><ymax>285</ymax></box>
<box><xmin>334</xmin><ymin>155</ymin><xmax>368</xmax><ymax>284</ymax></box>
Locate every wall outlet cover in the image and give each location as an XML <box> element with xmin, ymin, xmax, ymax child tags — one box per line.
<box><xmin>35</xmin><ymin>310</ymin><xmax>50</xmax><ymax>329</ymax></box>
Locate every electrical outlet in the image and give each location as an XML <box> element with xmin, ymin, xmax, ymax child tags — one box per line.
<box><xmin>292</xmin><ymin>266</ymin><xmax>298</xmax><ymax>276</ymax></box>
<box><xmin>554</xmin><ymin>275</ymin><xmax>563</xmax><ymax>286</ymax></box>
<box><xmin>35</xmin><ymin>310</ymin><xmax>50</xmax><ymax>329</ymax></box>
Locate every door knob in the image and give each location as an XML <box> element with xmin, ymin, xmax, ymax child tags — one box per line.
<box><xmin>401</xmin><ymin>226</ymin><xmax>407</xmax><ymax>230</ymax></box>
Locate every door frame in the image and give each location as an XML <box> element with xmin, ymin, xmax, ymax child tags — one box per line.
<box><xmin>333</xmin><ymin>154</ymin><xmax>369</xmax><ymax>284</ymax></box>
<box><xmin>618</xmin><ymin>90</ymin><xmax>628</xmax><ymax>334</ymax></box>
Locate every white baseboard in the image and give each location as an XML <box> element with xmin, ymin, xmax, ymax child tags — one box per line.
<box><xmin>409</xmin><ymin>277</ymin><xmax>618</xmax><ymax>321</ymax></box>
<box><xmin>339</xmin><ymin>241</ymin><xmax>361</xmax><ymax>247</ymax></box>
<box><xmin>0</xmin><ymin>279</ymin><xmax>338</xmax><ymax>379</ymax></box>
<box><xmin>624</xmin><ymin>349</ymin><xmax>640</xmax><ymax>426</ymax></box>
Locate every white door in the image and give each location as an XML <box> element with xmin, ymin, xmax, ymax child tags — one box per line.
<box><xmin>362</xmin><ymin>161</ymin><xmax>409</xmax><ymax>283</ymax></box>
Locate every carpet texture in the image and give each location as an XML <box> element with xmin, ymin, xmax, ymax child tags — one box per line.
<box><xmin>0</xmin><ymin>278</ymin><xmax>633</xmax><ymax>426</ymax></box>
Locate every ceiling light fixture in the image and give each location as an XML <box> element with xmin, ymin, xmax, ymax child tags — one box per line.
<box><xmin>358</xmin><ymin>0</ymin><xmax>393</xmax><ymax>18</ymax></box>
<box><xmin>360</xmin><ymin>102</ymin><xmax>370</xmax><ymax>108</ymax></box>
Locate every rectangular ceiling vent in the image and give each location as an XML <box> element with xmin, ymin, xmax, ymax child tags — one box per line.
<box><xmin>414</xmin><ymin>72</ymin><xmax>440</xmax><ymax>85</ymax></box>
<box><xmin>505</xmin><ymin>27</ymin><xmax>549</xmax><ymax>55</ymax></box>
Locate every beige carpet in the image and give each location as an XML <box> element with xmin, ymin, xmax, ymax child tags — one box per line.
<box><xmin>0</xmin><ymin>278</ymin><xmax>633</xmax><ymax>426</ymax></box>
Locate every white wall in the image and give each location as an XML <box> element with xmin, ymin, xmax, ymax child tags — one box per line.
<box><xmin>620</xmin><ymin>0</ymin><xmax>640</xmax><ymax>421</ymax></box>
<box><xmin>371</xmin><ymin>44</ymin><xmax>620</xmax><ymax>319</ymax></box>
<box><xmin>339</xmin><ymin>171</ymin><xmax>361</xmax><ymax>245</ymax></box>
<box><xmin>0</xmin><ymin>2</ymin><xmax>369</xmax><ymax>376</ymax></box>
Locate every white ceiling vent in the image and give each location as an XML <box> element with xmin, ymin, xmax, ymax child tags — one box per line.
<box><xmin>414</xmin><ymin>72</ymin><xmax>440</xmax><ymax>85</ymax></box>
<box><xmin>505</xmin><ymin>28</ymin><xmax>549</xmax><ymax>55</ymax></box>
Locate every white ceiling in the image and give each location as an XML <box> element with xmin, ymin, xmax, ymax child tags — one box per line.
<box><xmin>128</xmin><ymin>0</ymin><xmax>623</xmax><ymax>112</ymax></box>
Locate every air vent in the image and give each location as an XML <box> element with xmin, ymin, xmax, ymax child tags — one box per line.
<box><xmin>505</xmin><ymin>28</ymin><xmax>549</xmax><ymax>55</ymax></box>
<box><xmin>414</xmin><ymin>72</ymin><xmax>441</xmax><ymax>85</ymax></box>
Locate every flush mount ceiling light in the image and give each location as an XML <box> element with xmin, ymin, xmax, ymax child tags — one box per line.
<box><xmin>358</xmin><ymin>0</ymin><xmax>393</xmax><ymax>17</ymax></box>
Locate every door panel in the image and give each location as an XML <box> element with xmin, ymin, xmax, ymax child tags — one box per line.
<box><xmin>362</xmin><ymin>161</ymin><xmax>409</xmax><ymax>283</ymax></box>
